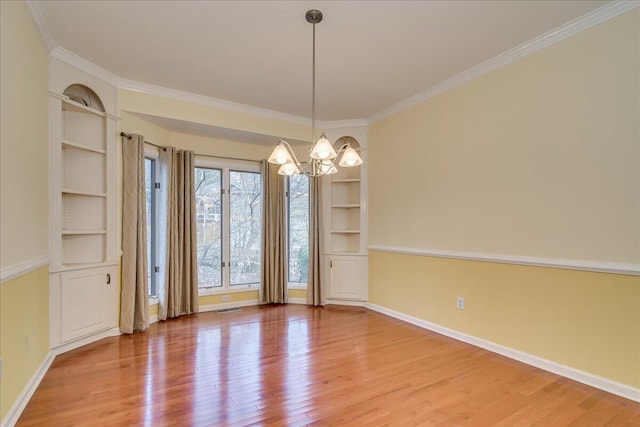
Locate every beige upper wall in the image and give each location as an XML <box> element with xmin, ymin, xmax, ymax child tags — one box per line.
<box><xmin>0</xmin><ymin>0</ymin><xmax>49</xmax><ymax>269</ymax></box>
<box><xmin>119</xmin><ymin>88</ymin><xmax>311</xmax><ymax>143</ymax></box>
<box><xmin>369</xmin><ymin>10</ymin><xmax>640</xmax><ymax>265</ymax></box>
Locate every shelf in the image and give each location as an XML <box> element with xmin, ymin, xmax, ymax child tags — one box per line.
<box><xmin>331</xmin><ymin>204</ymin><xmax>360</xmax><ymax>209</ymax></box>
<box><xmin>62</xmin><ymin>98</ymin><xmax>107</xmax><ymax>117</ymax></box>
<box><xmin>62</xmin><ymin>229</ymin><xmax>106</xmax><ymax>235</ymax></box>
<box><xmin>62</xmin><ymin>188</ymin><xmax>106</xmax><ymax>197</ymax></box>
<box><xmin>331</xmin><ymin>178</ymin><xmax>361</xmax><ymax>183</ymax></box>
<box><xmin>331</xmin><ymin>230</ymin><xmax>361</xmax><ymax>234</ymax></box>
<box><xmin>49</xmin><ymin>261</ymin><xmax>119</xmax><ymax>274</ymax></box>
<box><xmin>62</xmin><ymin>139</ymin><xmax>106</xmax><ymax>154</ymax></box>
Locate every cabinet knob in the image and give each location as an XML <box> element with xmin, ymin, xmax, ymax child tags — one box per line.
<box><xmin>106</xmin><ymin>273</ymin><xmax>111</xmax><ymax>284</ymax></box>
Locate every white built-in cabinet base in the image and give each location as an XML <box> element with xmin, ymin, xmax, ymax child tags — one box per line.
<box><xmin>49</xmin><ymin>265</ymin><xmax>117</xmax><ymax>348</ymax></box>
<box><xmin>49</xmin><ymin>266</ymin><xmax>117</xmax><ymax>348</ymax></box>
<box><xmin>325</xmin><ymin>255</ymin><xmax>368</xmax><ymax>303</ymax></box>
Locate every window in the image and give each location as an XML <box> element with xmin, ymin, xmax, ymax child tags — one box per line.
<box><xmin>195</xmin><ymin>168</ymin><xmax>223</xmax><ymax>288</ymax></box>
<box><xmin>229</xmin><ymin>171</ymin><xmax>262</xmax><ymax>285</ymax></box>
<box><xmin>195</xmin><ymin>161</ymin><xmax>262</xmax><ymax>292</ymax></box>
<box><xmin>144</xmin><ymin>156</ymin><xmax>158</xmax><ymax>296</ymax></box>
<box><xmin>288</xmin><ymin>174</ymin><xmax>309</xmax><ymax>286</ymax></box>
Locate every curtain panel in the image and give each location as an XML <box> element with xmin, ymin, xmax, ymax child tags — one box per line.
<box><xmin>307</xmin><ymin>175</ymin><xmax>324</xmax><ymax>306</ymax></box>
<box><xmin>158</xmin><ymin>148</ymin><xmax>199</xmax><ymax>320</ymax></box>
<box><xmin>260</xmin><ymin>161</ymin><xmax>288</xmax><ymax>304</ymax></box>
<box><xmin>120</xmin><ymin>134</ymin><xmax>150</xmax><ymax>333</ymax></box>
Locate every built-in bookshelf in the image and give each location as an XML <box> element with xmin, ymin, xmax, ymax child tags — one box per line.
<box><xmin>48</xmin><ymin>74</ymin><xmax>118</xmax><ymax>349</ymax></box>
<box><xmin>329</xmin><ymin>167</ymin><xmax>362</xmax><ymax>253</ymax></box>
<box><xmin>59</xmin><ymin>97</ymin><xmax>108</xmax><ymax>267</ymax></box>
<box><xmin>322</xmin><ymin>133</ymin><xmax>368</xmax><ymax>304</ymax></box>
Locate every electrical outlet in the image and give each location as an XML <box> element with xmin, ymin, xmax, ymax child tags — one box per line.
<box><xmin>456</xmin><ymin>296</ymin><xmax>465</xmax><ymax>310</ymax></box>
<box><xmin>221</xmin><ymin>295</ymin><xmax>230</xmax><ymax>302</ymax></box>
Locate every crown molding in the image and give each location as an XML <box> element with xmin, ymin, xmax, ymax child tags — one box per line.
<box><xmin>118</xmin><ymin>78</ymin><xmax>312</xmax><ymax>126</ymax></box>
<box><xmin>320</xmin><ymin>119</ymin><xmax>369</xmax><ymax>129</ymax></box>
<box><xmin>368</xmin><ymin>0</ymin><xmax>640</xmax><ymax>123</ymax></box>
<box><xmin>24</xmin><ymin>0</ymin><xmax>56</xmax><ymax>52</ymax></box>
<box><xmin>50</xmin><ymin>46</ymin><xmax>120</xmax><ymax>87</ymax></box>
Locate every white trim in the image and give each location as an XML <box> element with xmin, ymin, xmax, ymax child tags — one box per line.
<box><xmin>1</xmin><ymin>256</ymin><xmax>49</xmax><ymax>284</ymax></box>
<box><xmin>368</xmin><ymin>245</ymin><xmax>640</xmax><ymax>276</ymax></box>
<box><xmin>1</xmin><ymin>352</ymin><xmax>55</xmax><ymax>427</ymax></box>
<box><xmin>199</xmin><ymin>299</ymin><xmax>260</xmax><ymax>313</ymax></box>
<box><xmin>50</xmin><ymin>327</ymin><xmax>121</xmax><ymax>355</ymax></box>
<box><xmin>321</xmin><ymin>119</ymin><xmax>369</xmax><ymax>129</ymax></box>
<box><xmin>119</xmin><ymin>78</ymin><xmax>311</xmax><ymax>126</ymax></box>
<box><xmin>368</xmin><ymin>0</ymin><xmax>640</xmax><ymax>123</ymax></box>
<box><xmin>23</xmin><ymin>1</ymin><xmax>56</xmax><ymax>53</ymax></box>
<box><xmin>149</xmin><ymin>298</ymin><xmax>308</xmax><ymax>323</ymax></box>
<box><xmin>324</xmin><ymin>298</ymin><xmax>366</xmax><ymax>307</ymax></box>
<box><xmin>50</xmin><ymin>47</ymin><xmax>120</xmax><ymax>87</ymax></box>
<box><xmin>364</xmin><ymin>302</ymin><xmax>640</xmax><ymax>403</ymax></box>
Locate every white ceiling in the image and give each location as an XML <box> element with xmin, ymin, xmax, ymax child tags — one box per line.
<box><xmin>36</xmin><ymin>0</ymin><xmax>610</xmax><ymax>123</ymax></box>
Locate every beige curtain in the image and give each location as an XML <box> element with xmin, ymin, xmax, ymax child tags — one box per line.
<box><xmin>260</xmin><ymin>161</ymin><xmax>288</xmax><ymax>304</ymax></box>
<box><xmin>120</xmin><ymin>134</ymin><xmax>150</xmax><ymax>333</ymax></box>
<box><xmin>307</xmin><ymin>175</ymin><xmax>324</xmax><ymax>306</ymax></box>
<box><xmin>158</xmin><ymin>147</ymin><xmax>199</xmax><ymax>320</ymax></box>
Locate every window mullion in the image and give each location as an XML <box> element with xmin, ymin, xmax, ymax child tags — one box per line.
<box><xmin>222</xmin><ymin>167</ymin><xmax>231</xmax><ymax>290</ymax></box>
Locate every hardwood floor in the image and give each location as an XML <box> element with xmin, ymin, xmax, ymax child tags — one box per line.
<box><xmin>17</xmin><ymin>305</ymin><xmax>640</xmax><ymax>426</ymax></box>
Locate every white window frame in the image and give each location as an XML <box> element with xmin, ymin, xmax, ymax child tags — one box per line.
<box><xmin>144</xmin><ymin>146</ymin><xmax>160</xmax><ymax>304</ymax></box>
<box><xmin>195</xmin><ymin>157</ymin><xmax>261</xmax><ymax>296</ymax></box>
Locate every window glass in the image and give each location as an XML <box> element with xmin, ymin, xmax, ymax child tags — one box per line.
<box><xmin>195</xmin><ymin>167</ymin><xmax>223</xmax><ymax>288</ymax></box>
<box><xmin>145</xmin><ymin>158</ymin><xmax>156</xmax><ymax>296</ymax></box>
<box><xmin>229</xmin><ymin>171</ymin><xmax>262</xmax><ymax>285</ymax></box>
<box><xmin>288</xmin><ymin>174</ymin><xmax>309</xmax><ymax>285</ymax></box>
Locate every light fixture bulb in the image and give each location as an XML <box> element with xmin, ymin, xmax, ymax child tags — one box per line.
<box><xmin>278</xmin><ymin>162</ymin><xmax>300</xmax><ymax>176</ymax></box>
<box><xmin>310</xmin><ymin>134</ymin><xmax>337</xmax><ymax>160</ymax></box>
<box><xmin>338</xmin><ymin>145</ymin><xmax>363</xmax><ymax>167</ymax></box>
<box><xmin>268</xmin><ymin>142</ymin><xmax>292</xmax><ymax>165</ymax></box>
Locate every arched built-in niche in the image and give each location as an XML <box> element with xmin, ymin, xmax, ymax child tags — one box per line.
<box><xmin>63</xmin><ymin>84</ymin><xmax>105</xmax><ymax>112</ymax></box>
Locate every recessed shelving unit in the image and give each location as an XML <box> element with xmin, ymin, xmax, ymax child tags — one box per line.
<box><xmin>56</xmin><ymin>93</ymin><xmax>109</xmax><ymax>267</ymax></box>
<box><xmin>322</xmin><ymin>134</ymin><xmax>368</xmax><ymax>303</ymax></box>
<box><xmin>329</xmin><ymin>165</ymin><xmax>362</xmax><ymax>254</ymax></box>
<box><xmin>49</xmin><ymin>68</ymin><xmax>119</xmax><ymax>349</ymax></box>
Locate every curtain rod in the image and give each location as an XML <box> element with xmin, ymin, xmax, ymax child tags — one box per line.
<box><xmin>120</xmin><ymin>132</ymin><xmax>260</xmax><ymax>163</ymax></box>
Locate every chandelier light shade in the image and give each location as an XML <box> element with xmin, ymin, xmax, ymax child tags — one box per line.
<box><xmin>339</xmin><ymin>145</ymin><xmax>363</xmax><ymax>167</ymax></box>
<box><xmin>309</xmin><ymin>133</ymin><xmax>337</xmax><ymax>160</ymax></box>
<box><xmin>267</xmin><ymin>9</ymin><xmax>363</xmax><ymax>177</ymax></box>
<box><xmin>267</xmin><ymin>141</ymin><xmax>293</xmax><ymax>165</ymax></box>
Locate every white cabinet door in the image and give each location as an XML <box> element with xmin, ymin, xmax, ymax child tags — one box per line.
<box><xmin>328</xmin><ymin>255</ymin><xmax>367</xmax><ymax>301</ymax></box>
<box><xmin>59</xmin><ymin>266</ymin><xmax>115</xmax><ymax>343</ymax></box>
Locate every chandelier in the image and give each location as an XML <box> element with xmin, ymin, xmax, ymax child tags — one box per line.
<box><xmin>267</xmin><ymin>9</ymin><xmax>363</xmax><ymax>177</ymax></box>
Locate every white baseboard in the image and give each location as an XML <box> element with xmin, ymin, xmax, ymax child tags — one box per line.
<box><xmin>288</xmin><ymin>297</ymin><xmax>307</xmax><ymax>305</ymax></box>
<box><xmin>325</xmin><ymin>298</ymin><xmax>366</xmax><ymax>307</ymax></box>
<box><xmin>50</xmin><ymin>327</ymin><xmax>121</xmax><ymax>356</ymax></box>
<box><xmin>365</xmin><ymin>302</ymin><xmax>640</xmax><ymax>403</ymax></box>
<box><xmin>200</xmin><ymin>299</ymin><xmax>260</xmax><ymax>312</ymax></box>
<box><xmin>1</xmin><ymin>352</ymin><xmax>55</xmax><ymax>427</ymax></box>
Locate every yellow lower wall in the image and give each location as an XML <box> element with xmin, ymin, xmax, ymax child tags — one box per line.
<box><xmin>0</xmin><ymin>266</ymin><xmax>50</xmax><ymax>421</ymax></box>
<box><xmin>369</xmin><ymin>251</ymin><xmax>640</xmax><ymax>389</ymax></box>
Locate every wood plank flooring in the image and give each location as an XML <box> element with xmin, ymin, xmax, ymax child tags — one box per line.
<box><xmin>17</xmin><ymin>305</ymin><xmax>640</xmax><ymax>426</ymax></box>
